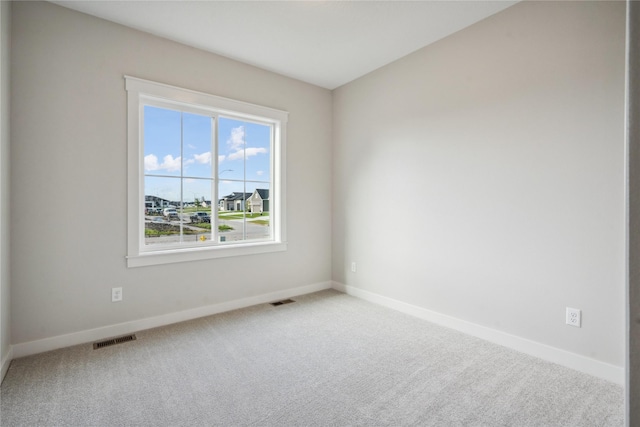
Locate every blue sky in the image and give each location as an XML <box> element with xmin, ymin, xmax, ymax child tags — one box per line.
<box><xmin>143</xmin><ymin>106</ymin><xmax>271</xmax><ymax>204</ymax></box>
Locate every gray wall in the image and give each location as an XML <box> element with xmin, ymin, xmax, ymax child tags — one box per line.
<box><xmin>10</xmin><ymin>2</ymin><xmax>332</xmax><ymax>345</ymax></box>
<box><xmin>628</xmin><ymin>0</ymin><xmax>639</xmax><ymax>422</ymax></box>
<box><xmin>333</xmin><ymin>1</ymin><xmax>626</xmax><ymax>367</ymax></box>
<box><xmin>1</xmin><ymin>0</ymin><xmax>11</xmax><ymax>373</ymax></box>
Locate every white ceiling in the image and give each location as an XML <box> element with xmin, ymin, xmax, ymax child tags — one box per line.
<box><xmin>52</xmin><ymin>1</ymin><xmax>518</xmax><ymax>90</ymax></box>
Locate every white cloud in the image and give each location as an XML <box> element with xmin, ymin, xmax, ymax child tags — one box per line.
<box><xmin>256</xmin><ymin>170</ymin><xmax>264</xmax><ymax>176</ymax></box>
<box><xmin>227</xmin><ymin>147</ymin><xmax>267</xmax><ymax>161</ymax></box>
<box><xmin>144</xmin><ymin>153</ymin><xmax>182</xmax><ymax>172</ymax></box>
<box><xmin>194</xmin><ymin>151</ymin><xmax>211</xmax><ymax>164</ymax></box>
<box><xmin>227</xmin><ymin>126</ymin><xmax>245</xmax><ymax>151</ymax></box>
<box><xmin>222</xmin><ymin>125</ymin><xmax>268</xmax><ymax>162</ymax></box>
<box><xmin>161</xmin><ymin>155</ymin><xmax>182</xmax><ymax>172</ymax></box>
<box><xmin>144</xmin><ymin>154</ymin><xmax>159</xmax><ymax>171</ymax></box>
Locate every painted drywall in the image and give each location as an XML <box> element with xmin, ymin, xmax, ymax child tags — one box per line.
<box><xmin>333</xmin><ymin>1</ymin><xmax>626</xmax><ymax>367</ymax></box>
<box><xmin>10</xmin><ymin>2</ymin><xmax>332</xmax><ymax>345</ymax></box>
<box><xmin>628</xmin><ymin>0</ymin><xmax>640</xmax><ymax>420</ymax></box>
<box><xmin>1</xmin><ymin>0</ymin><xmax>11</xmax><ymax>375</ymax></box>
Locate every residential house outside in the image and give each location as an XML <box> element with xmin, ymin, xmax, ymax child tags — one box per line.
<box><xmin>219</xmin><ymin>192</ymin><xmax>252</xmax><ymax>211</ymax></box>
<box><xmin>247</xmin><ymin>189</ymin><xmax>269</xmax><ymax>213</ymax></box>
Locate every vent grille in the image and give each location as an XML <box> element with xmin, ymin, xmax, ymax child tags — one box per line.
<box><xmin>93</xmin><ymin>334</ymin><xmax>137</xmax><ymax>350</ymax></box>
<box><xmin>270</xmin><ymin>299</ymin><xmax>295</xmax><ymax>307</ymax></box>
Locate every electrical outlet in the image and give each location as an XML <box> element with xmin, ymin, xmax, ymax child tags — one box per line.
<box><xmin>351</xmin><ymin>262</ymin><xmax>356</xmax><ymax>273</ymax></box>
<box><xmin>112</xmin><ymin>287</ymin><xmax>123</xmax><ymax>303</ymax></box>
<box><xmin>566</xmin><ymin>307</ymin><xmax>581</xmax><ymax>327</ymax></box>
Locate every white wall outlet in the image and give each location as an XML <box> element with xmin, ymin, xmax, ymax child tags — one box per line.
<box><xmin>351</xmin><ymin>262</ymin><xmax>356</xmax><ymax>273</ymax></box>
<box><xmin>112</xmin><ymin>287</ymin><xmax>123</xmax><ymax>303</ymax></box>
<box><xmin>566</xmin><ymin>307</ymin><xmax>581</xmax><ymax>327</ymax></box>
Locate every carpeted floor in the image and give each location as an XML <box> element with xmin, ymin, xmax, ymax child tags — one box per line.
<box><xmin>0</xmin><ymin>290</ymin><xmax>624</xmax><ymax>426</ymax></box>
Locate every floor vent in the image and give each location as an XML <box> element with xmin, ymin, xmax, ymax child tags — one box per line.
<box><xmin>93</xmin><ymin>334</ymin><xmax>137</xmax><ymax>350</ymax></box>
<box><xmin>270</xmin><ymin>299</ymin><xmax>295</xmax><ymax>306</ymax></box>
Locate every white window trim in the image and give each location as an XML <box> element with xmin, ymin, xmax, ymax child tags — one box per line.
<box><xmin>125</xmin><ymin>76</ymin><xmax>287</xmax><ymax>267</ymax></box>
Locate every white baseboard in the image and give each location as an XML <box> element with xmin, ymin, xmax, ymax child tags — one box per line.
<box><xmin>1</xmin><ymin>344</ymin><xmax>12</xmax><ymax>384</ymax></box>
<box><xmin>332</xmin><ymin>281</ymin><xmax>624</xmax><ymax>385</ymax></box>
<box><xmin>12</xmin><ymin>281</ymin><xmax>333</xmax><ymax>359</ymax></box>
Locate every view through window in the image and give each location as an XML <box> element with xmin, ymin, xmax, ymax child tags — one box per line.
<box><xmin>143</xmin><ymin>106</ymin><xmax>273</xmax><ymax>247</ymax></box>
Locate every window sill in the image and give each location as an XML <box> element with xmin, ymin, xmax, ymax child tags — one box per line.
<box><xmin>127</xmin><ymin>241</ymin><xmax>287</xmax><ymax>268</ymax></box>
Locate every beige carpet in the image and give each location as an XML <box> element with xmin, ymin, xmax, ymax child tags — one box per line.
<box><xmin>0</xmin><ymin>290</ymin><xmax>624</xmax><ymax>426</ymax></box>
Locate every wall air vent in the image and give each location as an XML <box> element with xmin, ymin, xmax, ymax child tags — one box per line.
<box><xmin>93</xmin><ymin>334</ymin><xmax>137</xmax><ymax>350</ymax></box>
<box><xmin>270</xmin><ymin>299</ymin><xmax>295</xmax><ymax>306</ymax></box>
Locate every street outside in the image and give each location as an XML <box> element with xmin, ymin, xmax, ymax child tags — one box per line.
<box><xmin>144</xmin><ymin>211</ymin><xmax>270</xmax><ymax>245</ymax></box>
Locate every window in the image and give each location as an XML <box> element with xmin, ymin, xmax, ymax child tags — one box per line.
<box><xmin>125</xmin><ymin>77</ymin><xmax>287</xmax><ymax>267</ymax></box>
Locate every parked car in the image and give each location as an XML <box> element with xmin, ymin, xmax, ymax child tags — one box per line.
<box><xmin>163</xmin><ymin>208</ymin><xmax>179</xmax><ymax>219</ymax></box>
<box><xmin>190</xmin><ymin>212</ymin><xmax>211</xmax><ymax>223</ymax></box>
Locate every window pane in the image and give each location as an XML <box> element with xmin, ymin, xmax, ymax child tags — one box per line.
<box><xmin>245</xmin><ymin>182</ymin><xmax>271</xmax><ymax>241</ymax></box>
<box><xmin>244</xmin><ymin>122</ymin><xmax>271</xmax><ymax>182</ymax></box>
<box><xmin>144</xmin><ymin>176</ymin><xmax>183</xmax><ymax>246</ymax></box>
<box><xmin>217</xmin><ymin>182</ymin><xmax>271</xmax><ymax>243</ymax></box>
<box><xmin>218</xmin><ymin>118</ymin><xmax>271</xmax><ymax>182</ymax></box>
<box><xmin>217</xmin><ymin>182</ymin><xmax>248</xmax><ymax>243</ymax></box>
<box><xmin>144</xmin><ymin>106</ymin><xmax>182</xmax><ymax>177</ymax></box>
<box><xmin>183</xmin><ymin>112</ymin><xmax>213</xmax><ymax>179</ymax></box>
<box><xmin>218</xmin><ymin>117</ymin><xmax>245</xmax><ymax>181</ymax></box>
<box><xmin>183</xmin><ymin>178</ymin><xmax>213</xmax><ymax>244</ymax></box>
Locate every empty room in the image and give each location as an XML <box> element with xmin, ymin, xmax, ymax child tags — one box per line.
<box><xmin>1</xmin><ymin>0</ymin><xmax>638</xmax><ymax>425</ymax></box>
